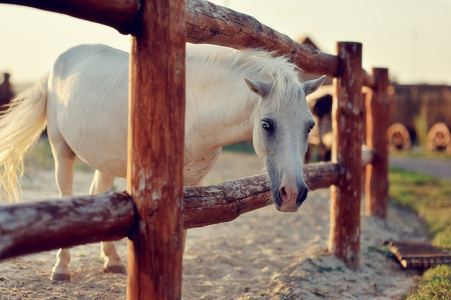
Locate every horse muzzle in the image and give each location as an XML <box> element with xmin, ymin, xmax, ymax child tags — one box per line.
<box><xmin>275</xmin><ymin>181</ymin><xmax>308</xmax><ymax>212</ymax></box>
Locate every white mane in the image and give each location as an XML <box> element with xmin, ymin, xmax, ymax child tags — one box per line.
<box><xmin>186</xmin><ymin>44</ymin><xmax>303</xmax><ymax>109</ymax></box>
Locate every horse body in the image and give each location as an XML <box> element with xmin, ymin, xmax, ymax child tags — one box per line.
<box><xmin>47</xmin><ymin>44</ymin><xmax>256</xmax><ymax>186</ymax></box>
<box><xmin>0</xmin><ymin>43</ymin><xmax>325</xmax><ymax>280</ymax></box>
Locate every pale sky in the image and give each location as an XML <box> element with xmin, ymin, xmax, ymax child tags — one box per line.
<box><xmin>1</xmin><ymin>0</ymin><xmax>451</xmax><ymax>85</ymax></box>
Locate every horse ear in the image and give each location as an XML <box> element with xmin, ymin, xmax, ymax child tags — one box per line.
<box><xmin>244</xmin><ymin>78</ymin><xmax>271</xmax><ymax>98</ymax></box>
<box><xmin>303</xmin><ymin>75</ymin><xmax>326</xmax><ymax>95</ymax></box>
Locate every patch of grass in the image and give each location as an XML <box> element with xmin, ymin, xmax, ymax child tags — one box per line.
<box><xmin>406</xmin><ymin>265</ymin><xmax>451</xmax><ymax>300</ymax></box>
<box><xmin>309</xmin><ymin>260</ymin><xmax>334</xmax><ymax>273</ymax></box>
<box><xmin>413</xmin><ymin>111</ymin><xmax>428</xmax><ymax>148</ymax></box>
<box><xmin>389</xmin><ymin>167</ymin><xmax>451</xmax><ymax>299</ymax></box>
<box><xmin>390</xmin><ymin>149</ymin><xmax>451</xmax><ymax>161</ymax></box>
<box><xmin>335</xmin><ymin>266</ymin><xmax>345</xmax><ymax>272</ymax></box>
<box><xmin>26</xmin><ymin>135</ymin><xmax>93</xmax><ymax>173</ymax></box>
<box><xmin>389</xmin><ymin>167</ymin><xmax>451</xmax><ymax>248</ymax></box>
<box><xmin>222</xmin><ymin>141</ymin><xmax>255</xmax><ymax>154</ymax></box>
<box><xmin>25</xmin><ymin>135</ymin><xmax>54</xmax><ymax>169</ymax></box>
<box><xmin>74</xmin><ymin>159</ymin><xmax>93</xmax><ymax>173</ymax></box>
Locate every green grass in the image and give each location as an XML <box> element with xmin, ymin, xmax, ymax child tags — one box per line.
<box><xmin>406</xmin><ymin>265</ymin><xmax>451</xmax><ymax>300</ymax></box>
<box><xmin>389</xmin><ymin>167</ymin><xmax>451</xmax><ymax>248</ymax></box>
<box><xmin>25</xmin><ymin>136</ymin><xmax>93</xmax><ymax>172</ymax></box>
<box><xmin>389</xmin><ymin>167</ymin><xmax>451</xmax><ymax>299</ymax></box>
<box><xmin>222</xmin><ymin>141</ymin><xmax>255</xmax><ymax>154</ymax></box>
<box><xmin>25</xmin><ymin>135</ymin><xmax>54</xmax><ymax>169</ymax></box>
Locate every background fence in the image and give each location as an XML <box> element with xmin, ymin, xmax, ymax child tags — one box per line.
<box><xmin>0</xmin><ymin>0</ymin><xmax>389</xmax><ymax>299</ymax></box>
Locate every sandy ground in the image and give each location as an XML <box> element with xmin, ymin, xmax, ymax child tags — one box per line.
<box><xmin>0</xmin><ymin>151</ymin><xmax>429</xmax><ymax>299</ymax></box>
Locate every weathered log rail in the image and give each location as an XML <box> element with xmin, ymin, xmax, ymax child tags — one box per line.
<box><xmin>0</xmin><ymin>192</ymin><xmax>134</xmax><ymax>260</ymax></box>
<box><xmin>0</xmin><ymin>163</ymin><xmax>340</xmax><ymax>261</ymax></box>
<box><xmin>3</xmin><ymin>0</ymin><xmax>339</xmax><ymax>76</ymax></box>
<box><xmin>3</xmin><ymin>0</ymin><xmax>380</xmax><ymax>82</ymax></box>
<box><xmin>0</xmin><ymin>0</ymin><xmax>390</xmax><ymax>297</ymax></box>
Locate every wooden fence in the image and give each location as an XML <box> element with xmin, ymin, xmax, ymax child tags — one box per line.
<box><xmin>0</xmin><ymin>0</ymin><xmax>389</xmax><ymax>298</ymax></box>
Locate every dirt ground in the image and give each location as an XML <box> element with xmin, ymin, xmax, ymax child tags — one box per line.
<box><xmin>0</xmin><ymin>151</ymin><xmax>429</xmax><ymax>299</ymax></box>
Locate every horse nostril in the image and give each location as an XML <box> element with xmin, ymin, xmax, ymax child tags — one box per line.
<box><xmin>300</xmin><ymin>187</ymin><xmax>308</xmax><ymax>203</ymax></box>
<box><xmin>279</xmin><ymin>186</ymin><xmax>287</xmax><ymax>201</ymax></box>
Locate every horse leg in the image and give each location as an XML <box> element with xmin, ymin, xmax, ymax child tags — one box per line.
<box><xmin>89</xmin><ymin>170</ymin><xmax>126</xmax><ymax>274</ymax></box>
<box><xmin>50</xmin><ymin>142</ymin><xmax>77</xmax><ymax>281</ymax></box>
<box><xmin>101</xmin><ymin>241</ymin><xmax>126</xmax><ymax>273</ymax></box>
<box><xmin>51</xmin><ymin>249</ymin><xmax>72</xmax><ymax>281</ymax></box>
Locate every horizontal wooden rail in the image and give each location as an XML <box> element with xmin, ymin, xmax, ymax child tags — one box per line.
<box><xmin>184</xmin><ymin>162</ymin><xmax>340</xmax><ymax>228</ymax></box>
<box><xmin>0</xmin><ymin>162</ymin><xmax>339</xmax><ymax>260</ymax></box>
<box><xmin>1</xmin><ymin>0</ymin><xmax>340</xmax><ymax>77</ymax></box>
<box><xmin>0</xmin><ymin>0</ymin><xmax>140</xmax><ymax>34</ymax></box>
<box><xmin>1</xmin><ymin>0</ymin><xmax>375</xmax><ymax>80</ymax></box>
<box><xmin>0</xmin><ymin>191</ymin><xmax>134</xmax><ymax>260</ymax></box>
<box><xmin>185</xmin><ymin>0</ymin><xmax>339</xmax><ymax>77</ymax></box>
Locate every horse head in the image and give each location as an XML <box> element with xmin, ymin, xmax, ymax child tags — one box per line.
<box><xmin>245</xmin><ymin>75</ymin><xmax>326</xmax><ymax>212</ymax></box>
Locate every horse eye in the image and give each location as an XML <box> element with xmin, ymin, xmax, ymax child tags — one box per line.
<box><xmin>308</xmin><ymin>123</ymin><xmax>315</xmax><ymax>133</ymax></box>
<box><xmin>261</xmin><ymin>119</ymin><xmax>274</xmax><ymax>132</ymax></box>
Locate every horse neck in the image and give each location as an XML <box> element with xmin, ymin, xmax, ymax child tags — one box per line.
<box><xmin>185</xmin><ymin>71</ymin><xmax>257</xmax><ymax>155</ymax></box>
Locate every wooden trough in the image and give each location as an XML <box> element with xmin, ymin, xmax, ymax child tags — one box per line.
<box><xmin>384</xmin><ymin>240</ymin><xmax>451</xmax><ymax>269</ymax></box>
<box><xmin>0</xmin><ymin>0</ymin><xmax>390</xmax><ymax>298</ymax></box>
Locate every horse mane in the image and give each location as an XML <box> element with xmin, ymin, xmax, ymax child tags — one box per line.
<box><xmin>186</xmin><ymin>44</ymin><xmax>303</xmax><ymax>109</ymax></box>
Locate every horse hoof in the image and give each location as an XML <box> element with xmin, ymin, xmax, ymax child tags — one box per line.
<box><xmin>104</xmin><ymin>265</ymin><xmax>126</xmax><ymax>274</ymax></box>
<box><xmin>50</xmin><ymin>272</ymin><xmax>71</xmax><ymax>281</ymax></box>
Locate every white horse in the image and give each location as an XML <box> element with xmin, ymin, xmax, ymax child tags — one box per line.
<box><xmin>0</xmin><ymin>43</ymin><xmax>325</xmax><ymax>281</ymax></box>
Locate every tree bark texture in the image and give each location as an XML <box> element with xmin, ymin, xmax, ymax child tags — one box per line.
<box><xmin>185</xmin><ymin>0</ymin><xmax>339</xmax><ymax>77</ymax></box>
<box><xmin>184</xmin><ymin>162</ymin><xmax>340</xmax><ymax>229</ymax></box>
<box><xmin>0</xmin><ymin>191</ymin><xmax>133</xmax><ymax>260</ymax></box>
<box><xmin>126</xmin><ymin>0</ymin><xmax>186</xmax><ymax>298</ymax></box>
<box><xmin>0</xmin><ymin>0</ymin><xmax>140</xmax><ymax>34</ymax></box>
<box><xmin>365</xmin><ymin>68</ymin><xmax>389</xmax><ymax>219</ymax></box>
<box><xmin>0</xmin><ymin>0</ymin><xmax>340</xmax><ymax>77</ymax></box>
<box><xmin>329</xmin><ymin>42</ymin><xmax>363</xmax><ymax>271</ymax></box>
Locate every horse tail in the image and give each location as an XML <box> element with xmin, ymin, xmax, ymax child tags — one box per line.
<box><xmin>0</xmin><ymin>74</ymin><xmax>49</xmax><ymax>202</ymax></box>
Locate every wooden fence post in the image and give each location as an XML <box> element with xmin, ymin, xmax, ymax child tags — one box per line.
<box><xmin>365</xmin><ymin>68</ymin><xmax>389</xmax><ymax>218</ymax></box>
<box><xmin>126</xmin><ymin>0</ymin><xmax>186</xmax><ymax>299</ymax></box>
<box><xmin>329</xmin><ymin>42</ymin><xmax>363</xmax><ymax>271</ymax></box>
